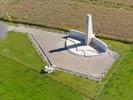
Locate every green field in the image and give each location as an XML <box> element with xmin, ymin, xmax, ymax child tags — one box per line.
<box><xmin>0</xmin><ymin>32</ymin><xmax>85</xmax><ymax>100</ymax></box>
<box><xmin>0</xmin><ymin>32</ymin><xmax>132</xmax><ymax>100</ymax></box>
<box><xmin>49</xmin><ymin>39</ymin><xmax>133</xmax><ymax>100</ymax></box>
<box><xmin>0</xmin><ymin>32</ymin><xmax>44</xmax><ymax>71</ymax></box>
<box><xmin>99</xmin><ymin>44</ymin><xmax>133</xmax><ymax>100</ymax></box>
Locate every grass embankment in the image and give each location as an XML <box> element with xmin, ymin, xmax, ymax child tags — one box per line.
<box><xmin>0</xmin><ymin>32</ymin><xmax>85</xmax><ymax>100</ymax></box>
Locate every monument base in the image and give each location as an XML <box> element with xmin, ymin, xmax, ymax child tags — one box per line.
<box><xmin>66</xmin><ymin>37</ymin><xmax>99</xmax><ymax>57</ymax></box>
<box><xmin>66</xmin><ymin>30</ymin><xmax>108</xmax><ymax>57</ymax></box>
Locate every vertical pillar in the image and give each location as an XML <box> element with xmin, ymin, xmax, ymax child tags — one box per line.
<box><xmin>85</xmin><ymin>14</ymin><xmax>93</xmax><ymax>45</ymax></box>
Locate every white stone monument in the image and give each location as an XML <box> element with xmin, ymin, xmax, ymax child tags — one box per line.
<box><xmin>66</xmin><ymin>14</ymin><xmax>108</xmax><ymax>57</ymax></box>
<box><xmin>85</xmin><ymin>14</ymin><xmax>95</xmax><ymax>45</ymax></box>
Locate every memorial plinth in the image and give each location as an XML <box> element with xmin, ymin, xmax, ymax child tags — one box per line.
<box><xmin>66</xmin><ymin>14</ymin><xmax>108</xmax><ymax>57</ymax></box>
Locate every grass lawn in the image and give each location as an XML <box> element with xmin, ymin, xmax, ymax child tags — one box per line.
<box><xmin>99</xmin><ymin>45</ymin><xmax>133</xmax><ymax>100</ymax></box>
<box><xmin>0</xmin><ymin>32</ymin><xmax>132</xmax><ymax>100</ymax></box>
<box><xmin>0</xmin><ymin>32</ymin><xmax>86</xmax><ymax>100</ymax></box>
<box><xmin>49</xmin><ymin>39</ymin><xmax>133</xmax><ymax>100</ymax></box>
<box><xmin>0</xmin><ymin>32</ymin><xmax>44</xmax><ymax>72</ymax></box>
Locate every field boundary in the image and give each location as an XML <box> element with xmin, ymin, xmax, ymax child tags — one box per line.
<box><xmin>0</xmin><ymin>54</ymin><xmax>39</xmax><ymax>73</ymax></box>
<box><xmin>47</xmin><ymin>74</ymin><xmax>94</xmax><ymax>100</ymax></box>
<box><xmin>1</xmin><ymin>19</ymin><xmax>132</xmax><ymax>44</ymax></box>
<box><xmin>72</xmin><ymin>0</ymin><xmax>133</xmax><ymax>11</ymax></box>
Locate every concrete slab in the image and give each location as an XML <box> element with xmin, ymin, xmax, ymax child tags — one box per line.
<box><xmin>32</xmin><ymin>31</ymin><xmax>117</xmax><ymax>80</ymax></box>
<box><xmin>66</xmin><ymin>37</ymin><xmax>100</xmax><ymax>57</ymax></box>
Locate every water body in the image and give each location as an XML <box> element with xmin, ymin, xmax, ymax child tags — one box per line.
<box><xmin>0</xmin><ymin>21</ymin><xmax>8</xmax><ymax>38</ymax></box>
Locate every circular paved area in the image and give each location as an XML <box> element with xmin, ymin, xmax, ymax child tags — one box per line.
<box><xmin>66</xmin><ymin>37</ymin><xmax>100</xmax><ymax>57</ymax></box>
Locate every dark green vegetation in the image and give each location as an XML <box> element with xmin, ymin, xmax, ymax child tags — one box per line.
<box><xmin>0</xmin><ymin>0</ymin><xmax>133</xmax><ymax>43</ymax></box>
<box><xmin>0</xmin><ymin>32</ymin><xmax>132</xmax><ymax>100</ymax></box>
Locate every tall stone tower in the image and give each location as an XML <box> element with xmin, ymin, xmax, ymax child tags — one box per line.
<box><xmin>85</xmin><ymin>14</ymin><xmax>95</xmax><ymax>45</ymax></box>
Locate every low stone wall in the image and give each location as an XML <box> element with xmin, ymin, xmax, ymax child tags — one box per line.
<box><xmin>69</xmin><ymin>29</ymin><xmax>86</xmax><ymax>40</ymax></box>
<box><xmin>92</xmin><ymin>38</ymin><xmax>108</xmax><ymax>53</ymax></box>
<box><xmin>9</xmin><ymin>25</ymin><xmax>53</xmax><ymax>67</ymax></box>
<box><xmin>27</xmin><ymin>33</ymin><xmax>53</xmax><ymax>67</ymax></box>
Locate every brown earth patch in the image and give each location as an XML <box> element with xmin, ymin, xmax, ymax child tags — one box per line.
<box><xmin>0</xmin><ymin>0</ymin><xmax>133</xmax><ymax>42</ymax></box>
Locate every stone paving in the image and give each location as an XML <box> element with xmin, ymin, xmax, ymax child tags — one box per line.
<box><xmin>66</xmin><ymin>37</ymin><xmax>101</xmax><ymax>57</ymax></box>
<box><xmin>9</xmin><ymin>24</ymin><xmax>118</xmax><ymax>81</ymax></box>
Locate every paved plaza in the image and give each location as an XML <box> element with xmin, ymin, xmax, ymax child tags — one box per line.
<box><xmin>10</xmin><ymin>25</ymin><xmax>117</xmax><ymax>80</ymax></box>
